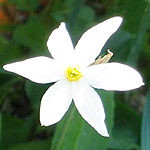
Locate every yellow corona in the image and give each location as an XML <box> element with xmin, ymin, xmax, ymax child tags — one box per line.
<box><xmin>65</xmin><ymin>66</ymin><xmax>82</xmax><ymax>81</ymax></box>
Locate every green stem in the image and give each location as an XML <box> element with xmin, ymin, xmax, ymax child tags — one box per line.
<box><xmin>53</xmin><ymin>103</ymin><xmax>76</xmax><ymax>150</ymax></box>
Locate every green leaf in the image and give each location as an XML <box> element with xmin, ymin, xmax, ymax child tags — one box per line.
<box><xmin>108</xmin><ymin>101</ymin><xmax>141</xmax><ymax>149</ymax></box>
<box><xmin>0</xmin><ymin>40</ymin><xmax>24</xmax><ymax>66</ymax></box>
<box><xmin>25</xmin><ymin>80</ymin><xmax>50</xmax><ymax>109</ymax></box>
<box><xmin>0</xmin><ymin>113</ymin><xmax>31</xmax><ymax>149</ymax></box>
<box><xmin>0</xmin><ymin>36</ymin><xmax>7</xmax><ymax>47</ymax></box>
<box><xmin>7</xmin><ymin>0</ymin><xmax>40</xmax><ymax>12</ymax></box>
<box><xmin>13</xmin><ymin>18</ymin><xmax>49</xmax><ymax>56</ymax></box>
<box><xmin>102</xmin><ymin>29</ymin><xmax>132</xmax><ymax>63</ymax></box>
<box><xmin>141</xmin><ymin>89</ymin><xmax>150</xmax><ymax>150</ymax></box>
<box><xmin>127</xmin><ymin>3</ymin><xmax>150</xmax><ymax>67</ymax></box>
<box><xmin>115</xmin><ymin>0</ymin><xmax>147</xmax><ymax>34</ymax></box>
<box><xmin>0</xmin><ymin>70</ymin><xmax>15</xmax><ymax>86</ymax></box>
<box><xmin>0</xmin><ymin>77</ymin><xmax>17</xmax><ymax>105</ymax></box>
<box><xmin>51</xmin><ymin>90</ymin><xmax>114</xmax><ymax>150</ymax></box>
<box><xmin>66</xmin><ymin>0</ymin><xmax>93</xmax><ymax>45</ymax></box>
<box><xmin>7</xmin><ymin>140</ymin><xmax>50</xmax><ymax>150</ymax></box>
<box><xmin>78</xmin><ymin>6</ymin><xmax>95</xmax><ymax>22</ymax></box>
<box><xmin>65</xmin><ymin>0</ymin><xmax>85</xmax><ymax>11</ymax></box>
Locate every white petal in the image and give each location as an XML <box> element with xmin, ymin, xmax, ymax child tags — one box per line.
<box><xmin>73</xmin><ymin>79</ymin><xmax>109</xmax><ymax>137</ymax></box>
<box><xmin>84</xmin><ymin>62</ymin><xmax>144</xmax><ymax>91</ymax></box>
<box><xmin>3</xmin><ymin>56</ymin><xmax>64</xmax><ymax>84</ymax></box>
<box><xmin>75</xmin><ymin>17</ymin><xmax>123</xmax><ymax>67</ymax></box>
<box><xmin>47</xmin><ymin>22</ymin><xmax>74</xmax><ymax>62</ymax></box>
<box><xmin>40</xmin><ymin>79</ymin><xmax>72</xmax><ymax>126</ymax></box>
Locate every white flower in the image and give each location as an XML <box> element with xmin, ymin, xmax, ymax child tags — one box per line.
<box><xmin>3</xmin><ymin>17</ymin><xmax>144</xmax><ymax>137</ymax></box>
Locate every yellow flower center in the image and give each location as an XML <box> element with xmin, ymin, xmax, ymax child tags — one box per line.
<box><xmin>65</xmin><ymin>66</ymin><xmax>82</xmax><ymax>81</ymax></box>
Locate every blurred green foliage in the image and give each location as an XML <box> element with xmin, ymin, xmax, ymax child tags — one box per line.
<box><xmin>0</xmin><ymin>0</ymin><xmax>149</xmax><ymax>149</ymax></box>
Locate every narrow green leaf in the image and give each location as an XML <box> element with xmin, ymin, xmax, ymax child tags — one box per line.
<box><xmin>141</xmin><ymin>89</ymin><xmax>150</xmax><ymax>150</ymax></box>
<box><xmin>115</xmin><ymin>0</ymin><xmax>147</xmax><ymax>34</ymax></box>
<box><xmin>51</xmin><ymin>90</ymin><xmax>114</xmax><ymax>150</ymax></box>
<box><xmin>127</xmin><ymin>3</ymin><xmax>150</xmax><ymax>67</ymax></box>
<box><xmin>108</xmin><ymin>101</ymin><xmax>141</xmax><ymax>149</ymax></box>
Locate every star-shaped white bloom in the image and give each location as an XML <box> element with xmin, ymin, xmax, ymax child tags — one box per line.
<box><xmin>3</xmin><ymin>17</ymin><xmax>144</xmax><ymax>137</ymax></box>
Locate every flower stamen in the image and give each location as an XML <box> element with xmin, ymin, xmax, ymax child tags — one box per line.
<box><xmin>65</xmin><ymin>66</ymin><xmax>82</xmax><ymax>81</ymax></box>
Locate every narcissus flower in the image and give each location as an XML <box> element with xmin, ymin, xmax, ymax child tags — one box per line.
<box><xmin>3</xmin><ymin>17</ymin><xmax>144</xmax><ymax>137</ymax></box>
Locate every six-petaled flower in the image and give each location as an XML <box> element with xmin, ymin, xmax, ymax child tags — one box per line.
<box><xmin>3</xmin><ymin>17</ymin><xmax>144</xmax><ymax>137</ymax></box>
